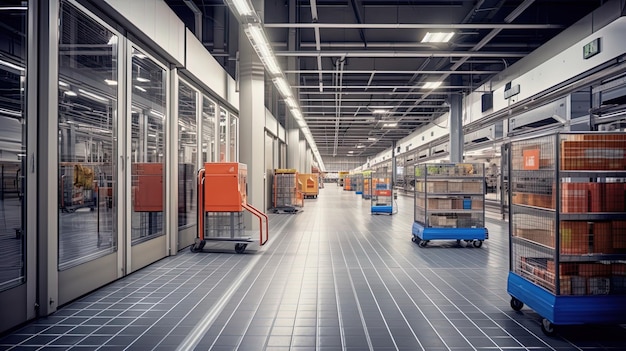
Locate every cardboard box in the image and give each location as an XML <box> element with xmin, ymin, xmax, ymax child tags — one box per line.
<box><xmin>560</xmin><ymin>221</ymin><xmax>589</xmax><ymax>254</ymax></box>
<box><xmin>427</xmin><ymin>181</ymin><xmax>448</xmax><ymax>194</ymax></box>
<box><xmin>515</xmin><ymin>228</ymin><xmax>555</xmax><ymax>247</ymax></box>
<box><xmin>462</xmin><ymin>181</ymin><xmax>482</xmax><ymax>193</ymax></box>
<box><xmin>561</xmin><ymin>183</ymin><xmax>588</xmax><ymax>213</ymax></box>
<box><xmin>447</xmin><ymin>181</ymin><xmax>463</xmax><ymax>192</ymax></box>
<box><xmin>547</xmin><ymin>261</ymin><xmax>579</xmax><ymax>275</ymax></box>
<box><xmin>471</xmin><ymin>199</ymin><xmax>484</xmax><ymax>210</ymax></box>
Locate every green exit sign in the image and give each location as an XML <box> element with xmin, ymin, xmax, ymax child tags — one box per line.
<box><xmin>583</xmin><ymin>38</ymin><xmax>601</xmax><ymax>59</ymax></box>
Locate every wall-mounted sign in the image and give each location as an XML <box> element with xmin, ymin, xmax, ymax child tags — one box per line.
<box><xmin>523</xmin><ymin>149</ymin><xmax>540</xmax><ymax>170</ymax></box>
<box><xmin>583</xmin><ymin>38</ymin><xmax>601</xmax><ymax>59</ymax></box>
<box><xmin>504</xmin><ymin>84</ymin><xmax>520</xmax><ymax>99</ymax></box>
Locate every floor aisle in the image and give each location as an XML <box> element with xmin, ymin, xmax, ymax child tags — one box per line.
<box><xmin>1</xmin><ymin>186</ymin><xmax>626</xmax><ymax>350</ymax></box>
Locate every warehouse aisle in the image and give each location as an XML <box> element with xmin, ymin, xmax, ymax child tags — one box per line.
<box><xmin>1</xmin><ymin>185</ymin><xmax>626</xmax><ymax>350</ymax></box>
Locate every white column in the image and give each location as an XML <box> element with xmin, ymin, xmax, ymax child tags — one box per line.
<box><xmin>238</xmin><ymin>30</ymin><xmax>266</xmax><ymax>229</ymax></box>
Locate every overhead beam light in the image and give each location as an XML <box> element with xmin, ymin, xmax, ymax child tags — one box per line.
<box><xmin>229</xmin><ymin>0</ymin><xmax>255</xmax><ymax>17</ymax></box>
<box><xmin>78</xmin><ymin>89</ymin><xmax>108</xmax><ymax>102</ymax></box>
<box><xmin>382</xmin><ymin>122</ymin><xmax>398</xmax><ymax>128</ymax></box>
<box><xmin>421</xmin><ymin>32</ymin><xmax>454</xmax><ymax>43</ymax></box>
<box><xmin>273</xmin><ymin>77</ymin><xmax>293</xmax><ymax>97</ymax></box>
<box><xmin>422</xmin><ymin>81</ymin><xmax>442</xmax><ymax>89</ymax></box>
<box><xmin>245</xmin><ymin>24</ymin><xmax>281</xmax><ymax>75</ymax></box>
<box><xmin>104</xmin><ymin>79</ymin><xmax>118</xmax><ymax>85</ymax></box>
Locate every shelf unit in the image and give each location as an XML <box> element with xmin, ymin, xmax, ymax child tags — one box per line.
<box><xmin>507</xmin><ymin>132</ymin><xmax>626</xmax><ymax>335</ymax></box>
<box><xmin>354</xmin><ymin>173</ymin><xmax>364</xmax><ymax>195</ymax></box>
<box><xmin>411</xmin><ymin>163</ymin><xmax>487</xmax><ymax>247</ymax></box>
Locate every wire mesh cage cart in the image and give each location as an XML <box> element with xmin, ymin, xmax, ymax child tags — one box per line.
<box><xmin>411</xmin><ymin>163</ymin><xmax>488</xmax><ymax>247</ymax></box>
<box><xmin>271</xmin><ymin>169</ymin><xmax>304</xmax><ymax>213</ymax></box>
<box><xmin>362</xmin><ymin>170</ymin><xmax>372</xmax><ymax>199</ymax></box>
<box><xmin>371</xmin><ymin>169</ymin><xmax>394</xmax><ymax>214</ymax></box>
<box><xmin>354</xmin><ymin>172</ymin><xmax>364</xmax><ymax>195</ymax></box>
<box><xmin>192</xmin><ymin>162</ymin><xmax>268</xmax><ymax>253</ymax></box>
<box><xmin>507</xmin><ymin>132</ymin><xmax>626</xmax><ymax>335</ymax></box>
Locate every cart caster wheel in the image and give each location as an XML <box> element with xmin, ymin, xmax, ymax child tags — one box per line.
<box><xmin>411</xmin><ymin>236</ymin><xmax>418</xmax><ymax>243</ymax></box>
<box><xmin>510</xmin><ymin>297</ymin><xmax>523</xmax><ymax>311</ymax></box>
<box><xmin>418</xmin><ymin>240</ymin><xmax>428</xmax><ymax>247</ymax></box>
<box><xmin>540</xmin><ymin>318</ymin><xmax>557</xmax><ymax>336</ymax></box>
<box><xmin>235</xmin><ymin>243</ymin><xmax>247</xmax><ymax>254</ymax></box>
<box><xmin>473</xmin><ymin>240</ymin><xmax>483</xmax><ymax>248</ymax></box>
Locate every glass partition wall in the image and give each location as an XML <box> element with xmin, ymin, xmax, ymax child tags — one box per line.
<box><xmin>177</xmin><ymin>81</ymin><xmax>197</xmax><ymax>237</ymax></box>
<box><xmin>0</xmin><ymin>1</ymin><xmax>27</xmax><ymax>292</ymax></box>
<box><xmin>57</xmin><ymin>2</ymin><xmax>118</xmax><ymax>269</ymax></box>
<box><xmin>129</xmin><ymin>48</ymin><xmax>166</xmax><ymax>245</ymax></box>
<box><xmin>202</xmin><ymin>97</ymin><xmax>217</xmax><ymax>163</ymax></box>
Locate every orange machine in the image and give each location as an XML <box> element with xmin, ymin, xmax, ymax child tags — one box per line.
<box><xmin>298</xmin><ymin>173</ymin><xmax>319</xmax><ymax>199</ymax></box>
<box><xmin>193</xmin><ymin>162</ymin><xmax>268</xmax><ymax>253</ymax></box>
<box><xmin>202</xmin><ymin>162</ymin><xmax>247</xmax><ymax>212</ymax></box>
<box><xmin>132</xmin><ymin>163</ymin><xmax>163</xmax><ymax>212</ymax></box>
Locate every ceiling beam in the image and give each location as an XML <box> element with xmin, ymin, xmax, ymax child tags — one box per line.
<box><xmin>264</xmin><ymin>23</ymin><xmax>561</xmax><ymax>29</ymax></box>
<box><xmin>276</xmin><ymin>50</ymin><xmax>526</xmax><ymax>58</ymax></box>
<box><xmin>287</xmin><ymin>70</ymin><xmax>499</xmax><ymax>74</ymax></box>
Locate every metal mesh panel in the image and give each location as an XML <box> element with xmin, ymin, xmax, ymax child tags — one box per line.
<box><xmin>274</xmin><ymin>173</ymin><xmax>296</xmax><ymax>208</ymax></box>
<box><xmin>204</xmin><ymin>212</ymin><xmax>244</xmax><ymax>239</ymax></box>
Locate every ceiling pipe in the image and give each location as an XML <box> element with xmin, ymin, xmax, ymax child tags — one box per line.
<box><xmin>310</xmin><ymin>0</ymin><xmax>323</xmax><ymax>92</ymax></box>
<box><xmin>332</xmin><ymin>57</ymin><xmax>346</xmax><ymax>157</ymax></box>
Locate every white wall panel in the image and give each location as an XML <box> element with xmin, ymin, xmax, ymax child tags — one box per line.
<box><xmin>265</xmin><ymin>108</ymin><xmax>278</xmax><ymax>137</ymax></box>
<box><xmin>104</xmin><ymin>0</ymin><xmax>185</xmax><ymax>64</ymax></box>
<box><xmin>185</xmin><ymin>28</ymin><xmax>229</xmax><ymax>99</ymax></box>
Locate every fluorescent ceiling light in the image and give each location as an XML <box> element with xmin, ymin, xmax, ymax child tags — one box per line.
<box><xmin>104</xmin><ymin>79</ymin><xmax>117</xmax><ymax>85</ymax></box>
<box><xmin>0</xmin><ymin>7</ymin><xmax>27</xmax><ymax>10</ymax></box>
<box><xmin>285</xmin><ymin>96</ymin><xmax>298</xmax><ymax>109</ymax></box>
<box><xmin>273</xmin><ymin>77</ymin><xmax>293</xmax><ymax>97</ymax></box>
<box><xmin>356</xmin><ymin>145</ymin><xmax>365</xmax><ymax>148</ymax></box>
<box><xmin>134</xmin><ymin>86</ymin><xmax>147</xmax><ymax>92</ymax></box>
<box><xmin>348</xmin><ymin>151</ymin><xmax>354</xmax><ymax>154</ymax></box>
<box><xmin>368</xmin><ymin>137</ymin><xmax>377</xmax><ymax>141</ymax></box>
<box><xmin>372</xmin><ymin>109</ymin><xmax>388</xmax><ymax>114</ymax></box>
<box><xmin>136</xmin><ymin>77</ymin><xmax>150</xmax><ymax>83</ymax></box>
<box><xmin>421</xmin><ymin>32</ymin><xmax>454</xmax><ymax>43</ymax></box>
<box><xmin>78</xmin><ymin>89</ymin><xmax>107</xmax><ymax>102</ymax></box>
<box><xmin>133</xmin><ymin>52</ymin><xmax>147</xmax><ymax>59</ymax></box>
<box><xmin>107</xmin><ymin>36</ymin><xmax>117</xmax><ymax>45</ymax></box>
<box><xmin>246</xmin><ymin>24</ymin><xmax>281</xmax><ymax>75</ymax></box>
<box><xmin>422</xmin><ymin>81</ymin><xmax>442</xmax><ymax>89</ymax></box>
<box><xmin>230</xmin><ymin>0</ymin><xmax>254</xmax><ymax>16</ymax></box>
<box><xmin>0</xmin><ymin>59</ymin><xmax>25</xmax><ymax>72</ymax></box>
<box><xmin>64</xmin><ymin>90</ymin><xmax>77</xmax><ymax>96</ymax></box>
<box><xmin>382</xmin><ymin>122</ymin><xmax>398</xmax><ymax>128</ymax></box>
<box><xmin>58</xmin><ymin>81</ymin><xmax>69</xmax><ymax>87</ymax></box>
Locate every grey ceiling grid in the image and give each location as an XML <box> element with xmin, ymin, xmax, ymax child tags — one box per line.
<box><xmin>164</xmin><ymin>0</ymin><xmax>603</xmax><ymax>160</ymax></box>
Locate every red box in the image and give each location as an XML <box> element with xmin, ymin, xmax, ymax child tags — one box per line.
<box><xmin>604</xmin><ymin>183</ymin><xmax>626</xmax><ymax>212</ymax></box>
<box><xmin>613</xmin><ymin>221</ymin><xmax>626</xmax><ymax>249</ymax></box>
<box><xmin>592</xmin><ymin>222</ymin><xmax>613</xmax><ymax>254</ymax></box>
<box><xmin>578</xmin><ymin>263</ymin><xmax>611</xmax><ymax>277</ymax></box>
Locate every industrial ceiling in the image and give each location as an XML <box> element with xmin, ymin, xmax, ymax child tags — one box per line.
<box><xmin>167</xmin><ymin>1</ymin><xmax>604</xmax><ymax>160</ymax></box>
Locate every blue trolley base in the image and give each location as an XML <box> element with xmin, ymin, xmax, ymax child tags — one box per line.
<box><xmin>371</xmin><ymin>205</ymin><xmax>393</xmax><ymax>215</ymax></box>
<box><xmin>507</xmin><ymin>272</ymin><xmax>626</xmax><ymax>330</ymax></box>
<box><xmin>411</xmin><ymin>222</ymin><xmax>487</xmax><ymax>247</ymax></box>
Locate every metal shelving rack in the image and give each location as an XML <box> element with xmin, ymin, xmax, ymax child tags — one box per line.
<box><xmin>371</xmin><ymin>169</ymin><xmax>394</xmax><ymax>214</ymax></box>
<box><xmin>507</xmin><ymin>132</ymin><xmax>626</xmax><ymax>335</ymax></box>
<box><xmin>411</xmin><ymin>163</ymin><xmax>488</xmax><ymax>247</ymax></box>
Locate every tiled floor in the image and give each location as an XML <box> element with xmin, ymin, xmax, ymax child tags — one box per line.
<box><xmin>1</xmin><ymin>186</ymin><xmax>626</xmax><ymax>350</ymax></box>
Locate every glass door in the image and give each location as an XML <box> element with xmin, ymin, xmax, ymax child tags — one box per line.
<box><xmin>127</xmin><ymin>46</ymin><xmax>168</xmax><ymax>272</ymax></box>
